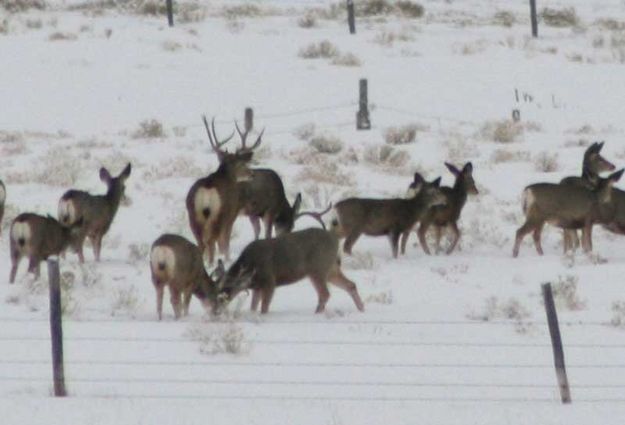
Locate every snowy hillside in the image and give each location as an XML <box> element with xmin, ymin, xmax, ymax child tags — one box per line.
<box><xmin>2</xmin><ymin>0</ymin><xmax>625</xmax><ymax>423</ymax></box>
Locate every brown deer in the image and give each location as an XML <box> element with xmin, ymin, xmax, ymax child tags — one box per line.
<box><xmin>58</xmin><ymin>163</ymin><xmax>132</xmax><ymax>262</ymax></box>
<box><xmin>150</xmin><ymin>233</ymin><xmax>221</xmax><ymax>320</ymax></box>
<box><xmin>512</xmin><ymin>169</ymin><xmax>624</xmax><ymax>257</ymax></box>
<box><xmin>417</xmin><ymin>162</ymin><xmax>478</xmax><ymax>255</ymax></box>
<box><xmin>0</xmin><ymin>179</ymin><xmax>5</xmax><ymax>236</ymax></box>
<box><xmin>332</xmin><ymin>173</ymin><xmax>445</xmax><ymax>258</ymax></box>
<box><xmin>214</xmin><ymin>227</ymin><xmax>365</xmax><ymax>314</ymax></box>
<box><xmin>9</xmin><ymin>213</ymin><xmax>84</xmax><ymax>283</ymax></box>
<box><xmin>186</xmin><ymin>117</ymin><xmax>260</xmax><ymax>264</ymax></box>
<box><xmin>559</xmin><ymin>141</ymin><xmax>615</xmax><ymax>252</ymax></box>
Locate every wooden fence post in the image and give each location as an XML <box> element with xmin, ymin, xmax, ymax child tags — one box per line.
<box><xmin>542</xmin><ymin>282</ymin><xmax>571</xmax><ymax>404</ymax></box>
<box><xmin>48</xmin><ymin>257</ymin><xmax>67</xmax><ymax>397</ymax></box>
<box><xmin>529</xmin><ymin>0</ymin><xmax>538</xmax><ymax>37</ymax></box>
<box><xmin>347</xmin><ymin>0</ymin><xmax>356</xmax><ymax>34</ymax></box>
<box><xmin>356</xmin><ymin>79</ymin><xmax>371</xmax><ymax>130</ymax></box>
<box><xmin>244</xmin><ymin>107</ymin><xmax>254</xmax><ymax>133</ymax></box>
<box><xmin>512</xmin><ymin>109</ymin><xmax>521</xmax><ymax>122</ymax></box>
<box><xmin>166</xmin><ymin>0</ymin><xmax>174</xmax><ymax>27</ymax></box>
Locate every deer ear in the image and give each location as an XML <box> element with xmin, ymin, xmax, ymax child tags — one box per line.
<box><xmin>120</xmin><ymin>163</ymin><xmax>132</xmax><ymax>180</ymax></box>
<box><xmin>444</xmin><ymin>162</ymin><xmax>461</xmax><ymax>176</ymax></box>
<box><xmin>99</xmin><ymin>167</ymin><xmax>112</xmax><ymax>183</ymax></box>
<box><xmin>463</xmin><ymin>162</ymin><xmax>473</xmax><ymax>174</ymax></box>
<box><xmin>292</xmin><ymin>193</ymin><xmax>302</xmax><ymax>215</ymax></box>
<box><xmin>239</xmin><ymin>151</ymin><xmax>254</xmax><ymax>163</ymax></box>
<box><xmin>610</xmin><ymin>168</ymin><xmax>624</xmax><ymax>183</ymax></box>
<box><xmin>413</xmin><ymin>172</ymin><xmax>424</xmax><ymax>184</ymax></box>
<box><xmin>431</xmin><ymin>177</ymin><xmax>442</xmax><ymax>187</ymax></box>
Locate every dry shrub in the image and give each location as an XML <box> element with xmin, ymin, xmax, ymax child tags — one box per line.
<box><xmin>534</xmin><ymin>151</ymin><xmax>559</xmax><ymax>173</ymax></box>
<box><xmin>222</xmin><ymin>4</ymin><xmax>266</xmax><ymax>20</ymax></box>
<box><xmin>49</xmin><ymin>32</ymin><xmax>77</xmax><ymax>41</ymax></box>
<box><xmin>395</xmin><ymin>1</ymin><xmax>424</xmax><ymax>18</ymax></box>
<box><xmin>356</xmin><ymin>0</ymin><xmax>394</xmax><ymax>17</ymax></box>
<box><xmin>550</xmin><ymin>275</ymin><xmax>586</xmax><ymax>311</ymax></box>
<box><xmin>384</xmin><ymin>124</ymin><xmax>419</xmax><ymax>145</ymax></box>
<box><xmin>298</xmin><ymin>12</ymin><xmax>317</xmax><ymax>28</ymax></box>
<box><xmin>143</xmin><ymin>156</ymin><xmax>203</xmax><ymax>180</ymax></box>
<box><xmin>466</xmin><ymin>296</ymin><xmax>532</xmax><ymax>333</ymax></box>
<box><xmin>365</xmin><ymin>290</ymin><xmax>393</xmax><ymax>304</ymax></box>
<box><xmin>444</xmin><ymin>134</ymin><xmax>479</xmax><ymax>164</ymax></box>
<box><xmin>492</xmin><ymin>10</ymin><xmax>515</xmax><ymax>27</ymax></box>
<box><xmin>132</xmin><ymin>119</ymin><xmax>165</xmax><ymax>139</ymax></box>
<box><xmin>595</xmin><ymin>18</ymin><xmax>625</xmax><ymax>31</ymax></box>
<box><xmin>162</xmin><ymin>40</ymin><xmax>182</xmax><ymax>52</ymax></box>
<box><xmin>541</xmin><ymin>7</ymin><xmax>579</xmax><ymax>28</ymax></box>
<box><xmin>298</xmin><ymin>40</ymin><xmax>339</xmax><ymax>59</ymax></box>
<box><xmin>178</xmin><ymin>2</ymin><xmax>207</xmax><ymax>23</ymax></box>
<box><xmin>490</xmin><ymin>149</ymin><xmax>530</xmax><ymax>163</ymax></box>
<box><xmin>297</xmin><ymin>160</ymin><xmax>355</xmax><ymax>186</ymax></box>
<box><xmin>480</xmin><ymin>119</ymin><xmax>523</xmax><ymax>143</ymax></box>
<box><xmin>294</xmin><ymin>123</ymin><xmax>316</xmax><ymax>141</ymax></box>
<box><xmin>309</xmin><ymin>134</ymin><xmax>343</xmax><ymax>154</ymax></box>
<box><xmin>373</xmin><ymin>29</ymin><xmax>415</xmax><ymax>46</ymax></box>
<box><xmin>110</xmin><ymin>286</ymin><xmax>140</xmax><ymax>317</ymax></box>
<box><xmin>308</xmin><ymin>4</ymin><xmax>344</xmax><ymax>21</ymax></box>
<box><xmin>1</xmin><ymin>0</ymin><xmax>45</xmax><ymax>13</ymax></box>
<box><xmin>364</xmin><ymin>144</ymin><xmax>410</xmax><ymax>168</ymax></box>
<box><xmin>331</xmin><ymin>52</ymin><xmax>361</xmax><ymax>67</ymax></box>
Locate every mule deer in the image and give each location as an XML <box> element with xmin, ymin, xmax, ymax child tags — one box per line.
<box><xmin>0</xmin><ymin>179</ymin><xmax>5</xmax><ymax>235</ymax></box>
<box><xmin>58</xmin><ymin>163</ymin><xmax>132</xmax><ymax>262</ymax></box>
<box><xmin>214</xmin><ymin>227</ymin><xmax>364</xmax><ymax>314</ymax></box>
<box><xmin>331</xmin><ymin>173</ymin><xmax>445</xmax><ymax>258</ymax></box>
<box><xmin>417</xmin><ymin>162</ymin><xmax>478</xmax><ymax>255</ymax></box>
<box><xmin>512</xmin><ymin>169</ymin><xmax>624</xmax><ymax>257</ymax></box>
<box><xmin>150</xmin><ymin>233</ymin><xmax>220</xmax><ymax>320</ymax></box>
<box><xmin>186</xmin><ymin>117</ymin><xmax>259</xmax><ymax>264</ymax></box>
<box><xmin>9</xmin><ymin>213</ymin><xmax>83</xmax><ymax>283</ymax></box>
<box><xmin>559</xmin><ymin>141</ymin><xmax>615</xmax><ymax>252</ymax></box>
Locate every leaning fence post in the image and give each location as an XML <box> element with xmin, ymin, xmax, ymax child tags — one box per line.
<box><xmin>244</xmin><ymin>107</ymin><xmax>254</xmax><ymax>133</ymax></box>
<box><xmin>346</xmin><ymin>0</ymin><xmax>356</xmax><ymax>34</ymax></box>
<box><xmin>529</xmin><ymin>0</ymin><xmax>538</xmax><ymax>37</ymax></box>
<box><xmin>542</xmin><ymin>282</ymin><xmax>571</xmax><ymax>404</ymax></box>
<box><xmin>166</xmin><ymin>0</ymin><xmax>174</xmax><ymax>27</ymax></box>
<box><xmin>356</xmin><ymin>79</ymin><xmax>371</xmax><ymax>130</ymax></box>
<box><xmin>48</xmin><ymin>257</ymin><xmax>67</xmax><ymax>397</ymax></box>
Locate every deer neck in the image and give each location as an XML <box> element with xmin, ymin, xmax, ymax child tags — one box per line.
<box><xmin>581</xmin><ymin>167</ymin><xmax>599</xmax><ymax>187</ymax></box>
<box><xmin>105</xmin><ymin>184</ymin><xmax>124</xmax><ymax>215</ymax></box>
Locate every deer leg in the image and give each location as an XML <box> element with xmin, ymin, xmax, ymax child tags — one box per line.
<box><xmin>263</xmin><ymin>215</ymin><xmax>274</xmax><ymax>239</ymax></box>
<box><xmin>219</xmin><ymin>224</ymin><xmax>235</xmax><ymax>262</ymax></box>
<box><xmin>27</xmin><ymin>256</ymin><xmax>41</xmax><ymax>280</ymax></box>
<box><xmin>434</xmin><ymin>225</ymin><xmax>443</xmax><ymax>254</ymax></box>
<box><xmin>418</xmin><ymin>222</ymin><xmax>432</xmax><ymax>255</ymax></box>
<box><xmin>532</xmin><ymin>222</ymin><xmax>545</xmax><ymax>256</ymax></box>
<box><xmin>572</xmin><ymin>230</ymin><xmax>581</xmax><ymax>251</ymax></box>
<box><xmin>260</xmin><ymin>281</ymin><xmax>276</xmax><ymax>314</ymax></box>
<box><xmin>9</xmin><ymin>249</ymin><xmax>21</xmax><ymax>284</ymax></box>
<box><xmin>562</xmin><ymin>230</ymin><xmax>571</xmax><ymax>254</ymax></box>
<box><xmin>92</xmin><ymin>233</ymin><xmax>103</xmax><ymax>262</ymax></box>
<box><xmin>182</xmin><ymin>290</ymin><xmax>193</xmax><ymax>317</ymax></box>
<box><xmin>170</xmin><ymin>287</ymin><xmax>182</xmax><ymax>319</ymax></box>
<box><xmin>582</xmin><ymin>221</ymin><xmax>593</xmax><ymax>253</ymax></box>
<box><xmin>206</xmin><ymin>239</ymin><xmax>216</xmax><ymax>265</ymax></box>
<box><xmin>343</xmin><ymin>229</ymin><xmax>362</xmax><ymax>255</ymax></box>
<box><xmin>251</xmin><ymin>289</ymin><xmax>261</xmax><ymax>312</ymax></box>
<box><xmin>249</xmin><ymin>216</ymin><xmax>261</xmax><ymax>240</ymax></box>
<box><xmin>310</xmin><ymin>276</ymin><xmax>330</xmax><ymax>314</ymax></box>
<box><xmin>400</xmin><ymin>229</ymin><xmax>411</xmax><ymax>255</ymax></box>
<box><xmin>513</xmin><ymin>220</ymin><xmax>538</xmax><ymax>258</ymax></box>
<box><xmin>446</xmin><ymin>222</ymin><xmax>461</xmax><ymax>255</ymax></box>
<box><xmin>328</xmin><ymin>266</ymin><xmax>365</xmax><ymax>312</ymax></box>
<box><xmin>388</xmin><ymin>230</ymin><xmax>401</xmax><ymax>259</ymax></box>
<box><xmin>155</xmin><ymin>284</ymin><xmax>164</xmax><ymax>321</ymax></box>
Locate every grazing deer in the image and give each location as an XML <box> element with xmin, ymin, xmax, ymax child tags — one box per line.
<box><xmin>512</xmin><ymin>169</ymin><xmax>624</xmax><ymax>257</ymax></box>
<box><xmin>0</xmin><ymin>179</ymin><xmax>5</xmax><ymax>235</ymax></box>
<box><xmin>214</xmin><ymin>227</ymin><xmax>365</xmax><ymax>314</ymax></box>
<box><xmin>186</xmin><ymin>117</ymin><xmax>260</xmax><ymax>264</ymax></box>
<box><xmin>559</xmin><ymin>141</ymin><xmax>615</xmax><ymax>252</ymax></box>
<box><xmin>331</xmin><ymin>173</ymin><xmax>445</xmax><ymax>258</ymax></box>
<box><xmin>238</xmin><ymin>170</ymin><xmax>331</xmax><ymax>238</ymax></box>
<box><xmin>150</xmin><ymin>233</ymin><xmax>221</xmax><ymax>320</ymax></box>
<box><xmin>58</xmin><ymin>163</ymin><xmax>132</xmax><ymax>262</ymax></box>
<box><xmin>417</xmin><ymin>162</ymin><xmax>478</xmax><ymax>255</ymax></box>
<box><xmin>9</xmin><ymin>213</ymin><xmax>83</xmax><ymax>283</ymax></box>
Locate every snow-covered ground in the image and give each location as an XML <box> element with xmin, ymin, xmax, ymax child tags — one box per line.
<box><xmin>2</xmin><ymin>0</ymin><xmax>625</xmax><ymax>423</ymax></box>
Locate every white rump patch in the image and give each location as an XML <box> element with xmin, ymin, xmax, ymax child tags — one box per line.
<box><xmin>194</xmin><ymin>187</ymin><xmax>222</xmax><ymax>225</ymax></box>
<box><xmin>150</xmin><ymin>245</ymin><xmax>176</xmax><ymax>280</ymax></box>
<box><xmin>58</xmin><ymin>199</ymin><xmax>77</xmax><ymax>225</ymax></box>
<box><xmin>11</xmin><ymin>221</ymin><xmax>32</xmax><ymax>253</ymax></box>
<box><xmin>522</xmin><ymin>188</ymin><xmax>536</xmax><ymax>215</ymax></box>
<box><xmin>0</xmin><ymin>183</ymin><xmax>5</xmax><ymax>204</ymax></box>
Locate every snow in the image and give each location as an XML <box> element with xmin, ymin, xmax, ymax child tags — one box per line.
<box><xmin>2</xmin><ymin>0</ymin><xmax>625</xmax><ymax>423</ymax></box>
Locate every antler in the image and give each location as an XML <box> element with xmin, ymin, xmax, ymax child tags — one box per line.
<box><xmin>295</xmin><ymin>203</ymin><xmax>332</xmax><ymax>230</ymax></box>
<box><xmin>202</xmin><ymin>115</ymin><xmax>235</xmax><ymax>155</ymax></box>
<box><xmin>235</xmin><ymin>121</ymin><xmax>265</xmax><ymax>152</ymax></box>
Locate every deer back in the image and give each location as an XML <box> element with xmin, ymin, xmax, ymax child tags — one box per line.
<box><xmin>237</xmin><ymin>169</ymin><xmax>293</xmax><ymax>228</ymax></box>
<box><xmin>11</xmin><ymin>213</ymin><xmax>80</xmax><ymax>258</ymax></box>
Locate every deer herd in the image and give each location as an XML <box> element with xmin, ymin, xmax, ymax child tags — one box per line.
<box><xmin>1</xmin><ymin>120</ymin><xmax>623</xmax><ymax>320</ymax></box>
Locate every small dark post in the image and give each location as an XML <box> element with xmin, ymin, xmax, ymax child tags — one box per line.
<box><xmin>244</xmin><ymin>107</ymin><xmax>254</xmax><ymax>133</ymax></box>
<box><xmin>542</xmin><ymin>283</ymin><xmax>571</xmax><ymax>404</ymax></box>
<box><xmin>512</xmin><ymin>109</ymin><xmax>521</xmax><ymax>122</ymax></box>
<box><xmin>48</xmin><ymin>257</ymin><xmax>67</xmax><ymax>397</ymax></box>
<box><xmin>356</xmin><ymin>79</ymin><xmax>371</xmax><ymax>130</ymax></box>
<box><xmin>166</xmin><ymin>0</ymin><xmax>174</xmax><ymax>27</ymax></box>
<box><xmin>347</xmin><ymin>0</ymin><xmax>356</xmax><ymax>34</ymax></box>
<box><xmin>529</xmin><ymin>0</ymin><xmax>538</xmax><ymax>37</ymax></box>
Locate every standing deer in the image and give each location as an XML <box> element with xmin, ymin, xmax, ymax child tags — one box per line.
<box><xmin>331</xmin><ymin>173</ymin><xmax>445</xmax><ymax>258</ymax></box>
<box><xmin>9</xmin><ymin>213</ymin><xmax>84</xmax><ymax>283</ymax></box>
<box><xmin>186</xmin><ymin>117</ymin><xmax>259</xmax><ymax>264</ymax></box>
<box><xmin>559</xmin><ymin>141</ymin><xmax>615</xmax><ymax>252</ymax></box>
<box><xmin>0</xmin><ymin>179</ymin><xmax>5</xmax><ymax>236</ymax></box>
<box><xmin>214</xmin><ymin>227</ymin><xmax>365</xmax><ymax>315</ymax></box>
<box><xmin>417</xmin><ymin>162</ymin><xmax>478</xmax><ymax>255</ymax></box>
<box><xmin>512</xmin><ymin>169</ymin><xmax>624</xmax><ymax>257</ymax></box>
<box><xmin>150</xmin><ymin>233</ymin><xmax>221</xmax><ymax>320</ymax></box>
<box><xmin>58</xmin><ymin>163</ymin><xmax>132</xmax><ymax>262</ymax></box>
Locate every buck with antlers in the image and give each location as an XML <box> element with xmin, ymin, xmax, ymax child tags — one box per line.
<box><xmin>331</xmin><ymin>173</ymin><xmax>446</xmax><ymax>258</ymax></box>
<box><xmin>559</xmin><ymin>141</ymin><xmax>615</xmax><ymax>252</ymax></box>
<box><xmin>213</xmin><ymin>227</ymin><xmax>365</xmax><ymax>315</ymax></box>
<box><xmin>417</xmin><ymin>162</ymin><xmax>478</xmax><ymax>255</ymax></box>
<box><xmin>58</xmin><ymin>163</ymin><xmax>132</xmax><ymax>262</ymax></box>
<box><xmin>186</xmin><ymin>117</ymin><xmax>261</xmax><ymax>264</ymax></box>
